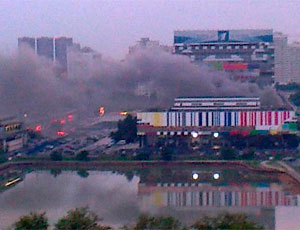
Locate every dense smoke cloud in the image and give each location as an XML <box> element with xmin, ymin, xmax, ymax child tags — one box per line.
<box><xmin>0</xmin><ymin>47</ymin><xmax>283</xmax><ymax>122</ymax></box>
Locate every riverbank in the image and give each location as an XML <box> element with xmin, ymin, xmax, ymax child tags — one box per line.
<box><xmin>0</xmin><ymin>159</ymin><xmax>286</xmax><ymax>173</ymax></box>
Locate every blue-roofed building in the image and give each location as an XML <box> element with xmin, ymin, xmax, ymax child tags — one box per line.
<box><xmin>174</xmin><ymin>29</ymin><xmax>274</xmax><ymax>86</ymax></box>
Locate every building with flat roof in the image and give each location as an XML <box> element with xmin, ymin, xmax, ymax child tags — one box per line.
<box><xmin>54</xmin><ymin>37</ymin><xmax>73</xmax><ymax>72</ymax></box>
<box><xmin>36</xmin><ymin>37</ymin><xmax>54</xmax><ymax>60</ymax></box>
<box><xmin>274</xmin><ymin>33</ymin><xmax>300</xmax><ymax>84</ymax></box>
<box><xmin>0</xmin><ymin>118</ymin><xmax>27</xmax><ymax>153</ymax></box>
<box><xmin>174</xmin><ymin>29</ymin><xmax>274</xmax><ymax>86</ymax></box>
<box><xmin>172</xmin><ymin>96</ymin><xmax>261</xmax><ymax>111</ymax></box>
<box><xmin>18</xmin><ymin>37</ymin><xmax>36</xmax><ymax>51</ymax></box>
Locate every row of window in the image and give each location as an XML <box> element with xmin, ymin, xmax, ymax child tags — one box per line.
<box><xmin>177</xmin><ymin>45</ymin><xmax>268</xmax><ymax>51</ymax></box>
<box><xmin>165</xmin><ymin>191</ymin><xmax>296</xmax><ymax>207</ymax></box>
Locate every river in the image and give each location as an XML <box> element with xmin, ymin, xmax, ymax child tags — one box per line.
<box><xmin>1</xmin><ymin>164</ymin><xmax>300</xmax><ymax>229</ymax></box>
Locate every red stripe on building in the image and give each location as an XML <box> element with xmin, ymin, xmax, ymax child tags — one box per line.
<box><xmin>275</xmin><ymin>111</ymin><xmax>278</xmax><ymax>125</ymax></box>
<box><xmin>268</xmin><ymin>112</ymin><xmax>272</xmax><ymax>125</ymax></box>
<box><xmin>223</xmin><ymin>63</ymin><xmax>248</xmax><ymax>70</ymax></box>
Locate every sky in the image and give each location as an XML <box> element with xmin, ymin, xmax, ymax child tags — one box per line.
<box><xmin>0</xmin><ymin>0</ymin><xmax>300</xmax><ymax>59</ymax></box>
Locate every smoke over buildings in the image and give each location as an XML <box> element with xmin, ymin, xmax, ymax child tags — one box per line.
<box><xmin>0</xmin><ymin>47</ymin><xmax>283</xmax><ymax>122</ymax></box>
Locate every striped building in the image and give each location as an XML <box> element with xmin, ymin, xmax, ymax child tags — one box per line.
<box><xmin>138</xmin><ymin>110</ymin><xmax>294</xmax><ymax>128</ymax></box>
<box><xmin>138</xmin><ymin>183</ymin><xmax>299</xmax><ymax>208</ymax></box>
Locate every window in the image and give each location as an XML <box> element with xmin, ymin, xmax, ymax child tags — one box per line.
<box><xmin>235</xmin><ymin>46</ymin><xmax>239</xmax><ymax>49</ymax></box>
<box><xmin>203</xmin><ymin>46</ymin><xmax>208</xmax><ymax>50</ymax></box>
<box><xmin>227</xmin><ymin>46</ymin><xmax>232</xmax><ymax>50</ymax></box>
<box><xmin>243</xmin><ymin>45</ymin><xmax>248</xmax><ymax>49</ymax></box>
<box><xmin>219</xmin><ymin>46</ymin><xmax>223</xmax><ymax>50</ymax></box>
<box><xmin>211</xmin><ymin>46</ymin><xmax>215</xmax><ymax>50</ymax></box>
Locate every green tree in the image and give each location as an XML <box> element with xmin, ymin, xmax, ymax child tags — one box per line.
<box><xmin>0</xmin><ymin>155</ymin><xmax>7</xmax><ymax>164</ymax></box>
<box><xmin>133</xmin><ymin>214</ymin><xmax>182</xmax><ymax>230</ymax></box>
<box><xmin>75</xmin><ymin>150</ymin><xmax>89</xmax><ymax>161</ymax></box>
<box><xmin>161</xmin><ymin>147</ymin><xmax>173</xmax><ymax>161</ymax></box>
<box><xmin>192</xmin><ymin>213</ymin><xmax>263</xmax><ymax>230</ymax></box>
<box><xmin>289</xmin><ymin>91</ymin><xmax>300</xmax><ymax>106</ymax></box>
<box><xmin>50</xmin><ymin>169</ymin><xmax>62</xmax><ymax>178</ymax></box>
<box><xmin>14</xmin><ymin>212</ymin><xmax>49</xmax><ymax>230</ymax></box>
<box><xmin>240</xmin><ymin>148</ymin><xmax>255</xmax><ymax>160</ymax></box>
<box><xmin>220</xmin><ymin>147</ymin><xmax>236</xmax><ymax>160</ymax></box>
<box><xmin>77</xmin><ymin>170</ymin><xmax>90</xmax><ymax>178</ymax></box>
<box><xmin>110</xmin><ymin>115</ymin><xmax>137</xmax><ymax>144</ymax></box>
<box><xmin>55</xmin><ymin>207</ymin><xmax>111</xmax><ymax>230</ymax></box>
<box><xmin>50</xmin><ymin>151</ymin><xmax>62</xmax><ymax>161</ymax></box>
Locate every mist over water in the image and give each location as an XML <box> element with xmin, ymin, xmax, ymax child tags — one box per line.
<box><xmin>0</xmin><ymin>47</ymin><xmax>283</xmax><ymax>121</ymax></box>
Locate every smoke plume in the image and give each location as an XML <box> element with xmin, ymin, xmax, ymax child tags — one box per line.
<box><xmin>0</xmin><ymin>47</ymin><xmax>284</xmax><ymax>122</ymax></box>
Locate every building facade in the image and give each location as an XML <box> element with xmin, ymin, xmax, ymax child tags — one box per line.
<box><xmin>174</xmin><ymin>30</ymin><xmax>274</xmax><ymax>85</ymax></box>
<box><xmin>137</xmin><ymin>97</ymin><xmax>297</xmax><ymax>146</ymax></box>
<box><xmin>18</xmin><ymin>37</ymin><xmax>36</xmax><ymax>51</ymax></box>
<box><xmin>18</xmin><ymin>36</ymin><xmax>74</xmax><ymax>74</ymax></box>
<box><xmin>36</xmin><ymin>37</ymin><xmax>54</xmax><ymax>60</ymax></box>
<box><xmin>54</xmin><ymin>37</ymin><xmax>73</xmax><ymax>72</ymax></box>
<box><xmin>0</xmin><ymin>118</ymin><xmax>27</xmax><ymax>153</ymax></box>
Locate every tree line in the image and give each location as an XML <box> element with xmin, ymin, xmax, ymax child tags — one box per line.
<box><xmin>12</xmin><ymin>207</ymin><xmax>263</xmax><ymax>230</ymax></box>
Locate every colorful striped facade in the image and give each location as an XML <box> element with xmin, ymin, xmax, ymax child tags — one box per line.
<box><xmin>137</xmin><ymin>111</ymin><xmax>295</xmax><ymax>129</ymax></box>
<box><xmin>138</xmin><ymin>183</ymin><xmax>299</xmax><ymax>208</ymax></box>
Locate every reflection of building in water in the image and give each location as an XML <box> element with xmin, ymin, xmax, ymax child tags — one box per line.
<box><xmin>138</xmin><ymin>183</ymin><xmax>299</xmax><ymax>208</ymax></box>
<box><xmin>138</xmin><ymin>181</ymin><xmax>300</xmax><ymax>230</ymax></box>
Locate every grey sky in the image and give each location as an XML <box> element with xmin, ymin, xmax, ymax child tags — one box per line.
<box><xmin>0</xmin><ymin>0</ymin><xmax>300</xmax><ymax>59</ymax></box>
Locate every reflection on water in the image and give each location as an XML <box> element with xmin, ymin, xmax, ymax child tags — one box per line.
<box><xmin>1</xmin><ymin>165</ymin><xmax>300</xmax><ymax>229</ymax></box>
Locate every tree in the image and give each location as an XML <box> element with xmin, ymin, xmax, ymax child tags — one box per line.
<box><xmin>0</xmin><ymin>155</ymin><xmax>7</xmax><ymax>164</ymax></box>
<box><xmin>132</xmin><ymin>214</ymin><xmax>182</xmax><ymax>230</ymax></box>
<box><xmin>77</xmin><ymin>170</ymin><xmax>90</xmax><ymax>178</ymax></box>
<box><xmin>289</xmin><ymin>91</ymin><xmax>300</xmax><ymax>106</ymax></box>
<box><xmin>240</xmin><ymin>148</ymin><xmax>255</xmax><ymax>160</ymax></box>
<box><xmin>191</xmin><ymin>213</ymin><xmax>263</xmax><ymax>230</ymax></box>
<box><xmin>110</xmin><ymin>115</ymin><xmax>137</xmax><ymax>144</ymax></box>
<box><xmin>220</xmin><ymin>147</ymin><xmax>236</xmax><ymax>160</ymax></box>
<box><xmin>50</xmin><ymin>151</ymin><xmax>62</xmax><ymax>161</ymax></box>
<box><xmin>75</xmin><ymin>150</ymin><xmax>89</xmax><ymax>161</ymax></box>
<box><xmin>50</xmin><ymin>169</ymin><xmax>62</xmax><ymax>178</ymax></box>
<box><xmin>55</xmin><ymin>207</ymin><xmax>111</xmax><ymax>230</ymax></box>
<box><xmin>14</xmin><ymin>212</ymin><xmax>49</xmax><ymax>230</ymax></box>
<box><xmin>161</xmin><ymin>147</ymin><xmax>173</xmax><ymax>161</ymax></box>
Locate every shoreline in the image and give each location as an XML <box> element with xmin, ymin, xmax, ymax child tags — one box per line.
<box><xmin>0</xmin><ymin>159</ymin><xmax>284</xmax><ymax>173</ymax></box>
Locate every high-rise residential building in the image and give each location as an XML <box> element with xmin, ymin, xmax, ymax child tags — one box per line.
<box><xmin>287</xmin><ymin>42</ymin><xmax>300</xmax><ymax>83</ymax></box>
<box><xmin>18</xmin><ymin>36</ymin><xmax>76</xmax><ymax>74</ymax></box>
<box><xmin>18</xmin><ymin>37</ymin><xmax>36</xmax><ymax>51</ymax></box>
<box><xmin>129</xmin><ymin>37</ymin><xmax>172</xmax><ymax>54</ymax></box>
<box><xmin>54</xmin><ymin>37</ymin><xmax>73</xmax><ymax>72</ymax></box>
<box><xmin>274</xmin><ymin>33</ymin><xmax>300</xmax><ymax>84</ymax></box>
<box><xmin>174</xmin><ymin>29</ymin><xmax>274</xmax><ymax>86</ymax></box>
<box><xmin>274</xmin><ymin>32</ymin><xmax>289</xmax><ymax>84</ymax></box>
<box><xmin>36</xmin><ymin>37</ymin><xmax>54</xmax><ymax>60</ymax></box>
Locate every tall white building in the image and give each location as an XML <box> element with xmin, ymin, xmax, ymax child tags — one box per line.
<box><xmin>274</xmin><ymin>32</ymin><xmax>300</xmax><ymax>84</ymax></box>
<box><xmin>288</xmin><ymin>42</ymin><xmax>300</xmax><ymax>83</ymax></box>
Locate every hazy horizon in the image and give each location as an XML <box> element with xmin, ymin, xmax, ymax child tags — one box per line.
<box><xmin>0</xmin><ymin>0</ymin><xmax>300</xmax><ymax>59</ymax></box>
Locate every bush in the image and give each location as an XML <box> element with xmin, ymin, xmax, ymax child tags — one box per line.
<box><xmin>221</xmin><ymin>147</ymin><xmax>236</xmax><ymax>160</ymax></box>
<box><xmin>75</xmin><ymin>150</ymin><xmax>89</xmax><ymax>161</ymax></box>
<box><xmin>50</xmin><ymin>151</ymin><xmax>62</xmax><ymax>161</ymax></box>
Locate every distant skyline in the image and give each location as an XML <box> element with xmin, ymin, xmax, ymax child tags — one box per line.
<box><xmin>1</xmin><ymin>0</ymin><xmax>300</xmax><ymax>59</ymax></box>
